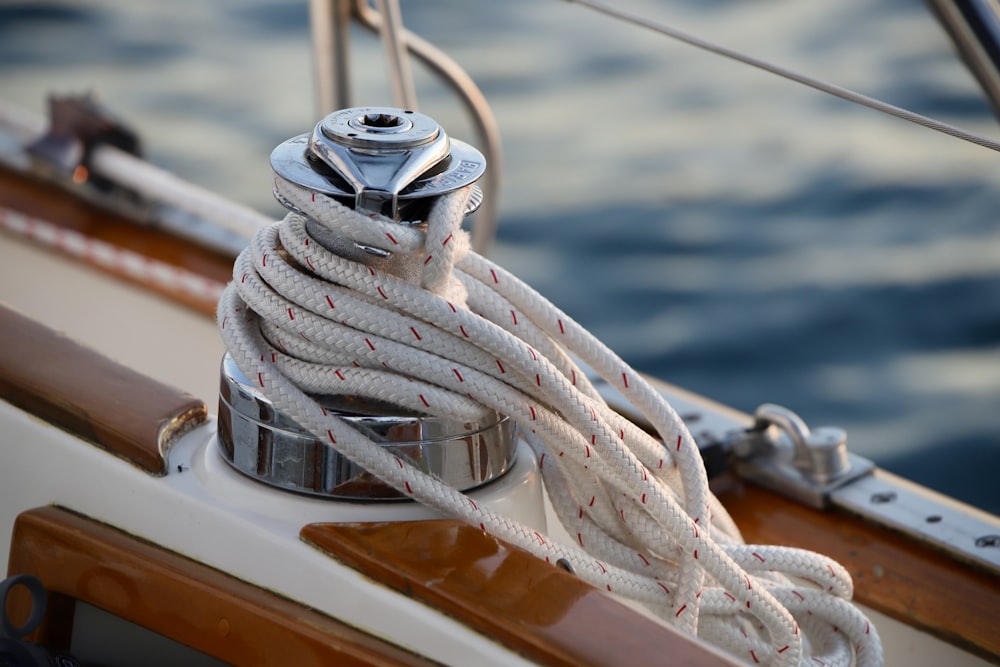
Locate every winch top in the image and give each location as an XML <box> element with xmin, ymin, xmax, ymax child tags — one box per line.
<box><xmin>270</xmin><ymin>106</ymin><xmax>486</xmax><ymax>220</ymax></box>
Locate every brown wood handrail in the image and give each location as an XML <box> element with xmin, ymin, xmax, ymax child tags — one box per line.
<box><xmin>6</xmin><ymin>506</ymin><xmax>437</xmax><ymax>666</ymax></box>
<box><xmin>0</xmin><ymin>302</ymin><xmax>206</xmax><ymax>475</ymax></box>
<box><xmin>302</xmin><ymin>519</ymin><xmax>742</xmax><ymax>667</ymax></box>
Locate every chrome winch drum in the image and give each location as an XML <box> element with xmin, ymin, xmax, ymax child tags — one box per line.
<box><xmin>217</xmin><ymin>106</ymin><xmax>517</xmax><ymax>500</ymax></box>
<box><xmin>217</xmin><ymin>355</ymin><xmax>517</xmax><ymax>500</ymax></box>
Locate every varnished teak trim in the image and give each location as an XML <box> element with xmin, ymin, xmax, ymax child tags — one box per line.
<box><xmin>0</xmin><ymin>302</ymin><xmax>205</xmax><ymax>474</ymax></box>
<box><xmin>302</xmin><ymin>520</ymin><xmax>740</xmax><ymax>667</ymax></box>
<box><xmin>6</xmin><ymin>507</ymin><xmax>436</xmax><ymax>667</ymax></box>
<box><xmin>712</xmin><ymin>474</ymin><xmax>1000</xmax><ymax>664</ymax></box>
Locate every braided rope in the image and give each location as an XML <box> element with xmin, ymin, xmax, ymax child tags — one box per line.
<box><xmin>217</xmin><ymin>179</ymin><xmax>882</xmax><ymax>666</ymax></box>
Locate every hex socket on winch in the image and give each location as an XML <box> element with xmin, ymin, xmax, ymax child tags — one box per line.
<box><xmin>269</xmin><ymin>106</ymin><xmax>486</xmax><ymax>222</ymax></box>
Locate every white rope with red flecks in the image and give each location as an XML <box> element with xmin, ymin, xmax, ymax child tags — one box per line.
<box><xmin>217</xmin><ymin>175</ymin><xmax>882</xmax><ymax>667</ymax></box>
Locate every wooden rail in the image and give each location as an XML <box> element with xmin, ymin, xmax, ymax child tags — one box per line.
<box><xmin>0</xmin><ymin>302</ymin><xmax>205</xmax><ymax>474</ymax></box>
<box><xmin>6</xmin><ymin>507</ymin><xmax>437</xmax><ymax>666</ymax></box>
<box><xmin>302</xmin><ymin>519</ymin><xmax>741</xmax><ymax>667</ymax></box>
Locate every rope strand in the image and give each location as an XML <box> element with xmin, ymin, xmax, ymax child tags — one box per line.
<box><xmin>218</xmin><ymin>180</ymin><xmax>882</xmax><ymax>666</ymax></box>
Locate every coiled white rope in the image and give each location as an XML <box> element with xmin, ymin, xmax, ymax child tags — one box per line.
<box><xmin>217</xmin><ymin>177</ymin><xmax>882</xmax><ymax>667</ymax></box>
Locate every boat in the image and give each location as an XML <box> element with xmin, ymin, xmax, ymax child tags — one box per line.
<box><xmin>1</xmin><ymin>2</ymin><xmax>998</xmax><ymax>666</ymax></box>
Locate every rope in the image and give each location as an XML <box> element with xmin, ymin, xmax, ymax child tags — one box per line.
<box><xmin>0</xmin><ymin>99</ymin><xmax>271</xmax><ymax>240</ymax></box>
<box><xmin>89</xmin><ymin>147</ymin><xmax>271</xmax><ymax>239</ymax></box>
<box><xmin>217</xmin><ymin>179</ymin><xmax>883</xmax><ymax>666</ymax></box>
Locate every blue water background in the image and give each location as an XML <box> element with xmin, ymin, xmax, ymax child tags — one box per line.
<box><xmin>2</xmin><ymin>0</ymin><xmax>999</xmax><ymax>513</ymax></box>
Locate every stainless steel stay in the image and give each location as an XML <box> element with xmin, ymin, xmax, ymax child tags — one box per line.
<box><xmin>565</xmin><ymin>0</ymin><xmax>1000</xmax><ymax>154</ymax></box>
